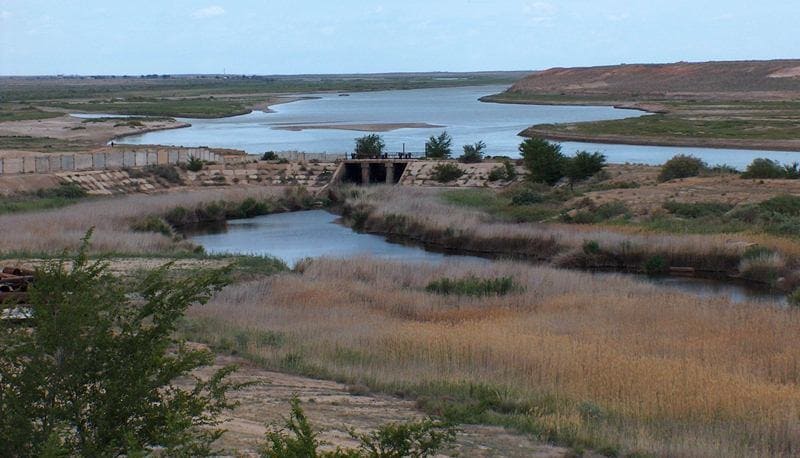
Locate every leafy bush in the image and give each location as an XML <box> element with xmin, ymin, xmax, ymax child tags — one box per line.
<box><xmin>186</xmin><ymin>155</ymin><xmax>204</xmax><ymax>172</ymax></box>
<box><xmin>565</xmin><ymin>151</ymin><xmax>606</xmax><ymax>184</ymax></box>
<box><xmin>662</xmin><ymin>201</ymin><xmax>734</xmax><ymax>218</ymax></box>
<box><xmin>757</xmin><ymin>194</ymin><xmax>800</xmax><ymax>216</ymax></box>
<box><xmin>430</xmin><ymin>163</ymin><xmax>464</xmax><ymax>183</ymax></box>
<box><xmin>459</xmin><ymin>141</ymin><xmax>486</xmax><ymax>163</ymax></box>
<box><xmin>143</xmin><ymin>164</ymin><xmax>182</xmax><ymax>184</ymax></box>
<box><xmin>563</xmin><ymin>201</ymin><xmax>630</xmax><ymax>224</ymax></box>
<box><xmin>425</xmin><ymin>131</ymin><xmax>452</xmax><ymax>159</ymax></box>
<box><xmin>582</xmin><ymin>240</ymin><xmax>601</xmax><ymax>255</ymax></box>
<box><xmin>130</xmin><ymin>215</ymin><xmax>173</xmax><ymax>236</ymax></box>
<box><xmin>658</xmin><ymin>155</ymin><xmax>707</xmax><ymax>182</ymax></box>
<box><xmin>487</xmin><ymin>160</ymin><xmax>517</xmax><ymax>182</ymax></box>
<box><xmin>0</xmin><ymin>234</ymin><xmax>238</xmax><ymax>456</ymax></box>
<box><xmin>789</xmin><ymin>288</ymin><xmax>800</xmax><ymax>307</ymax></box>
<box><xmin>519</xmin><ymin>137</ymin><xmax>566</xmax><ymax>185</ymax></box>
<box><xmin>355</xmin><ymin>134</ymin><xmax>385</xmax><ymax>158</ymax></box>
<box><xmin>644</xmin><ymin>255</ymin><xmax>668</xmax><ymax>276</ymax></box>
<box><xmin>706</xmin><ymin>164</ymin><xmax>740</xmax><ymax>175</ymax></box>
<box><xmin>35</xmin><ymin>182</ymin><xmax>87</xmax><ymax>199</ymax></box>
<box><xmin>509</xmin><ymin>188</ymin><xmax>545</xmax><ymax>206</ymax></box>
<box><xmin>261</xmin><ymin>151</ymin><xmax>279</xmax><ymax>161</ymax></box>
<box><xmin>784</xmin><ymin>162</ymin><xmax>800</xmax><ymax>179</ymax></box>
<box><xmin>260</xmin><ymin>397</ymin><xmax>456</xmax><ymax>458</ymax></box>
<box><xmin>426</xmin><ymin>275</ymin><xmax>519</xmax><ymax>297</ymax></box>
<box><xmin>742</xmin><ymin>158</ymin><xmax>787</xmax><ymax>179</ymax></box>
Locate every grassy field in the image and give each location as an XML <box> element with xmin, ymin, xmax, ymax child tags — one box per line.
<box><xmin>183</xmin><ymin>257</ymin><xmax>800</xmax><ymax>456</ymax></box>
<box><xmin>0</xmin><ymin>104</ymin><xmax>63</xmax><ymax>122</ymax></box>
<box><xmin>0</xmin><ymin>135</ymin><xmax>96</xmax><ymax>152</ymax></box>
<box><xmin>44</xmin><ymin>97</ymin><xmax>253</xmax><ymax>119</ymax></box>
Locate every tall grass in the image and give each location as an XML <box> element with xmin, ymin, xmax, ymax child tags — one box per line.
<box><xmin>187</xmin><ymin>257</ymin><xmax>800</xmax><ymax>456</ymax></box>
<box><xmin>0</xmin><ymin>188</ymin><xmax>287</xmax><ymax>255</ymax></box>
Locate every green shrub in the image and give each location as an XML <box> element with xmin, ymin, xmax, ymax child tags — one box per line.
<box><xmin>143</xmin><ymin>164</ymin><xmax>182</xmax><ymax>184</ymax></box>
<box><xmin>519</xmin><ymin>137</ymin><xmax>566</xmax><ymax>185</ymax></box>
<box><xmin>488</xmin><ymin>160</ymin><xmax>517</xmax><ymax>182</ymax></box>
<box><xmin>426</xmin><ymin>275</ymin><xmax>519</xmax><ymax>297</ymax></box>
<box><xmin>261</xmin><ymin>151</ymin><xmax>279</xmax><ymax>161</ymax></box>
<box><xmin>741</xmin><ymin>158</ymin><xmax>786</xmax><ymax>179</ymax></box>
<box><xmin>789</xmin><ymin>288</ymin><xmax>800</xmax><ymax>307</ymax></box>
<box><xmin>662</xmin><ymin>201</ymin><xmax>734</xmax><ymax>218</ymax></box>
<box><xmin>430</xmin><ymin>163</ymin><xmax>464</xmax><ymax>183</ymax></box>
<box><xmin>564</xmin><ymin>201</ymin><xmax>630</xmax><ymax>224</ymax></box>
<box><xmin>186</xmin><ymin>156</ymin><xmax>204</xmax><ymax>172</ymax></box>
<box><xmin>425</xmin><ymin>131</ymin><xmax>452</xmax><ymax>159</ymax></box>
<box><xmin>658</xmin><ymin>155</ymin><xmax>707</xmax><ymax>182</ymax></box>
<box><xmin>35</xmin><ymin>183</ymin><xmax>87</xmax><ymax>199</ymax></box>
<box><xmin>706</xmin><ymin>164</ymin><xmax>740</xmax><ymax>175</ymax></box>
<box><xmin>509</xmin><ymin>188</ymin><xmax>545</xmax><ymax>206</ymax></box>
<box><xmin>459</xmin><ymin>140</ymin><xmax>486</xmax><ymax>163</ymax></box>
<box><xmin>644</xmin><ymin>255</ymin><xmax>668</xmax><ymax>276</ymax></box>
<box><xmin>130</xmin><ymin>215</ymin><xmax>173</xmax><ymax>236</ymax></box>
<box><xmin>758</xmin><ymin>194</ymin><xmax>800</xmax><ymax>216</ymax></box>
<box><xmin>784</xmin><ymin>162</ymin><xmax>800</xmax><ymax>179</ymax></box>
<box><xmin>582</xmin><ymin>240</ymin><xmax>601</xmax><ymax>255</ymax></box>
<box><xmin>260</xmin><ymin>397</ymin><xmax>456</xmax><ymax>458</ymax></box>
<box><xmin>355</xmin><ymin>134</ymin><xmax>385</xmax><ymax>158</ymax></box>
<box><xmin>0</xmin><ymin>234</ymin><xmax>237</xmax><ymax>456</ymax></box>
<box><xmin>565</xmin><ymin>151</ymin><xmax>606</xmax><ymax>184</ymax></box>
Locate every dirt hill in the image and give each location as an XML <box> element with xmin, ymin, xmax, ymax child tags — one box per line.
<box><xmin>507</xmin><ymin>60</ymin><xmax>800</xmax><ymax>98</ymax></box>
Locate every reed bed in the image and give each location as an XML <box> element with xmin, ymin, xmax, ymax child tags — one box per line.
<box><xmin>188</xmin><ymin>257</ymin><xmax>800</xmax><ymax>456</ymax></box>
<box><xmin>0</xmin><ymin>188</ymin><xmax>283</xmax><ymax>254</ymax></box>
<box><xmin>344</xmin><ymin>186</ymin><xmax>800</xmax><ymax>287</ymax></box>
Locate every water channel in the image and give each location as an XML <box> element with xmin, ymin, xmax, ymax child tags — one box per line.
<box><xmin>186</xmin><ymin>210</ymin><xmax>788</xmax><ymax>306</ymax></box>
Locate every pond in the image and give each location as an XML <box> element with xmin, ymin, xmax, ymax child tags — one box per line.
<box><xmin>186</xmin><ymin>210</ymin><xmax>787</xmax><ymax>306</ymax></box>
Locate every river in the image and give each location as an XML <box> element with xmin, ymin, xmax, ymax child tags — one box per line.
<box><xmin>187</xmin><ymin>210</ymin><xmax>788</xmax><ymax>306</ymax></box>
<box><xmin>118</xmin><ymin>85</ymin><xmax>798</xmax><ymax>167</ymax></box>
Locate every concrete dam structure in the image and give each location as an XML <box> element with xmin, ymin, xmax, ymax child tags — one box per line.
<box><xmin>340</xmin><ymin>159</ymin><xmax>414</xmax><ymax>185</ymax></box>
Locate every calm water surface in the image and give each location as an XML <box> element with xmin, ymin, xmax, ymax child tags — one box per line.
<box><xmin>121</xmin><ymin>85</ymin><xmax>799</xmax><ymax>167</ymax></box>
<box><xmin>188</xmin><ymin>210</ymin><xmax>786</xmax><ymax>305</ymax></box>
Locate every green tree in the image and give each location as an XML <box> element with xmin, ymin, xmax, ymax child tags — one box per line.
<box><xmin>425</xmin><ymin>131</ymin><xmax>452</xmax><ymax>159</ymax></box>
<box><xmin>564</xmin><ymin>151</ymin><xmax>606</xmax><ymax>184</ymax></box>
<box><xmin>459</xmin><ymin>141</ymin><xmax>486</xmax><ymax>163</ymax></box>
<box><xmin>658</xmin><ymin>154</ymin><xmax>707</xmax><ymax>182</ymax></box>
<box><xmin>355</xmin><ymin>134</ymin><xmax>385</xmax><ymax>158</ymax></box>
<box><xmin>519</xmin><ymin>137</ymin><xmax>566</xmax><ymax>185</ymax></box>
<box><xmin>741</xmin><ymin>158</ymin><xmax>787</xmax><ymax>179</ymax></box>
<box><xmin>0</xmin><ymin>232</ymin><xmax>241</xmax><ymax>456</ymax></box>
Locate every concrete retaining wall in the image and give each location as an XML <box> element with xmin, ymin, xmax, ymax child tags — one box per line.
<box><xmin>0</xmin><ymin>147</ymin><xmax>226</xmax><ymax>176</ymax></box>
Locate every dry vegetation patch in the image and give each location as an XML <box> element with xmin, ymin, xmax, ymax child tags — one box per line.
<box><xmin>187</xmin><ymin>258</ymin><xmax>800</xmax><ymax>456</ymax></box>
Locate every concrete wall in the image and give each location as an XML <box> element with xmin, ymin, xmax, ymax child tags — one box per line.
<box><xmin>277</xmin><ymin>151</ymin><xmax>347</xmax><ymax>162</ymax></box>
<box><xmin>0</xmin><ymin>147</ymin><xmax>226</xmax><ymax>176</ymax></box>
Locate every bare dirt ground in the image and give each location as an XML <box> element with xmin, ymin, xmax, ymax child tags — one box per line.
<box><xmin>0</xmin><ymin>114</ymin><xmax>189</xmax><ymax>150</ymax></box>
<box><xmin>580</xmin><ymin>164</ymin><xmax>800</xmax><ymax>214</ymax></box>
<box><xmin>187</xmin><ymin>354</ymin><xmax>568</xmax><ymax>457</ymax></box>
<box><xmin>273</xmin><ymin>122</ymin><xmax>445</xmax><ymax>132</ymax></box>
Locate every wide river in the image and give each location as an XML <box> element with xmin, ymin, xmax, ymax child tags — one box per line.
<box><xmin>122</xmin><ymin>85</ymin><xmax>798</xmax><ymax>167</ymax></box>
<box><xmin>188</xmin><ymin>210</ymin><xmax>788</xmax><ymax>306</ymax></box>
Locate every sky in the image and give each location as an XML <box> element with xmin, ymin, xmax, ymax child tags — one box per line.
<box><xmin>1</xmin><ymin>0</ymin><xmax>798</xmax><ymax>75</ymax></box>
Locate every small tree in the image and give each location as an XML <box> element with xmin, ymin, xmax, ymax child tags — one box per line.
<box><xmin>354</xmin><ymin>134</ymin><xmax>385</xmax><ymax>159</ymax></box>
<box><xmin>425</xmin><ymin>131</ymin><xmax>452</xmax><ymax>159</ymax></box>
<box><xmin>0</xmin><ymin>232</ymin><xmax>240</xmax><ymax>456</ymax></box>
<box><xmin>430</xmin><ymin>163</ymin><xmax>464</xmax><ymax>183</ymax></box>
<box><xmin>741</xmin><ymin>158</ymin><xmax>787</xmax><ymax>179</ymax></box>
<box><xmin>565</xmin><ymin>151</ymin><xmax>606</xmax><ymax>184</ymax></box>
<box><xmin>459</xmin><ymin>141</ymin><xmax>486</xmax><ymax>163</ymax></box>
<box><xmin>186</xmin><ymin>156</ymin><xmax>204</xmax><ymax>172</ymax></box>
<box><xmin>519</xmin><ymin>137</ymin><xmax>566</xmax><ymax>185</ymax></box>
<box><xmin>658</xmin><ymin>154</ymin><xmax>707</xmax><ymax>182</ymax></box>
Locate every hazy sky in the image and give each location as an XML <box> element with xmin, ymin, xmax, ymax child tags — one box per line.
<box><xmin>1</xmin><ymin>0</ymin><xmax>798</xmax><ymax>75</ymax></box>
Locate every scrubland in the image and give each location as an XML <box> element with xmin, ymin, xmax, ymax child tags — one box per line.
<box><xmin>186</xmin><ymin>257</ymin><xmax>800</xmax><ymax>456</ymax></box>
